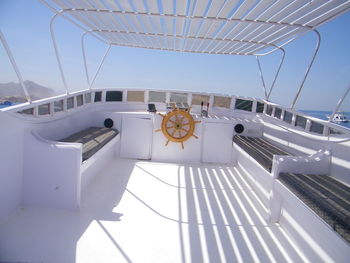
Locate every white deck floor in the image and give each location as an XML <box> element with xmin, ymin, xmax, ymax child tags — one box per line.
<box><xmin>0</xmin><ymin>158</ymin><xmax>309</xmax><ymax>263</ymax></box>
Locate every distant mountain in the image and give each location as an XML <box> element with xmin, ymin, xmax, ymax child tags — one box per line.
<box><xmin>0</xmin><ymin>80</ymin><xmax>62</xmax><ymax>102</ymax></box>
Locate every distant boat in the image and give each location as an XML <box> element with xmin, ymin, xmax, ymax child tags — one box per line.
<box><xmin>328</xmin><ymin>112</ymin><xmax>349</xmax><ymax>123</ymax></box>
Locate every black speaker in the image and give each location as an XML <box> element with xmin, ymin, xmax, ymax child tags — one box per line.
<box><xmin>234</xmin><ymin>124</ymin><xmax>244</xmax><ymax>134</ymax></box>
<box><xmin>104</xmin><ymin>118</ymin><xmax>114</xmax><ymax>128</ymax></box>
<box><xmin>148</xmin><ymin>103</ymin><xmax>157</xmax><ymax>113</ymax></box>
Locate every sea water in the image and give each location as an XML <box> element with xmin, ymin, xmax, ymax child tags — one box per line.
<box><xmin>302</xmin><ymin>110</ymin><xmax>350</xmax><ymax>129</ymax></box>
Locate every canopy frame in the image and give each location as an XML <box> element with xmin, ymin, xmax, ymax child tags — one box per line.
<box><xmin>41</xmin><ymin>0</ymin><xmax>350</xmax><ymax>106</ymax></box>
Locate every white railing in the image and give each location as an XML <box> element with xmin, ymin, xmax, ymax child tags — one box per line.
<box><xmin>1</xmin><ymin>87</ymin><xmax>349</xmax><ymax>139</ymax></box>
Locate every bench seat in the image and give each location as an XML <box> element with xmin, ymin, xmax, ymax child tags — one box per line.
<box><xmin>60</xmin><ymin>127</ymin><xmax>119</xmax><ymax>161</ymax></box>
<box><xmin>279</xmin><ymin>173</ymin><xmax>350</xmax><ymax>243</ymax></box>
<box><xmin>233</xmin><ymin>135</ymin><xmax>290</xmax><ymax>172</ymax></box>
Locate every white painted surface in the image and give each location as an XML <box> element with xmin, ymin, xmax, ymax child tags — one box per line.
<box><xmin>0</xmin><ymin>100</ymin><xmax>349</xmax><ymax>260</ymax></box>
<box><xmin>23</xmin><ymin>130</ymin><xmax>82</xmax><ymax>210</ymax></box>
<box><xmin>202</xmin><ymin>122</ymin><xmax>233</xmax><ymax>163</ymax></box>
<box><xmin>4</xmin><ymin>159</ymin><xmax>349</xmax><ymax>263</ymax></box>
<box><xmin>271</xmin><ymin>149</ymin><xmax>331</xmax><ymax>177</ymax></box>
<box><xmin>120</xmin><ymin>115</ymin><xmax>152</xmax><ymax>159</ymax></box>
<box><xmin>276</xmin><ymin>180</ymin><xmax>350</xmax><ymax>262</ymax></box>
<box><xmin>0</xmin><ymin>113</ymin><xmax>24</xmax><ymax>222</ymax></box>
<box><xmin>81</xmin><ymin>134</ymin><xmax>120</xmax><ymax>190</ymax></box>
<box><xmin>331</xmin><ymin>140</ymin><xmax>350</xmax><ymax>186</ymax></box>
<box><xmin>233</xmin><ymin>143</ymin><xmax>273</xmax><ymax>210</ymax></box>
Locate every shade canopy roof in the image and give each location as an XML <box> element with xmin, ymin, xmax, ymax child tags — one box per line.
<box><xmin>48</xmin><ymin>0</ymin><xmax>350</xmax><ymax>55</ymax></box>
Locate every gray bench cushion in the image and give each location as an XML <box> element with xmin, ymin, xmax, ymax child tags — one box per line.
<box><xmin>233</xmin><ymin>135</ymin><xmax>290</xmax><ymax>172</ymax></box>
<box><xmin>279</xmin><ymin>173</ymin><xmax>350</xmax><ymax>243</ymax></box>
<box><xmin>60</xmin><ymin>127</ymin><xmax>119</xmax><ymax>161</ymax></box>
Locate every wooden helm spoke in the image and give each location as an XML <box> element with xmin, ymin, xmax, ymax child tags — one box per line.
<box><xmin>156</xmin><ymin>108</ymin><xmax>199</xmax><ymax>149</ymax></box>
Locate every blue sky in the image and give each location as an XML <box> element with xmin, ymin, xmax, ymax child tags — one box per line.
<box><xmin>1</xmin><ymin>0</ymin><xmax>349</xmax><ymax>111</ymax></box>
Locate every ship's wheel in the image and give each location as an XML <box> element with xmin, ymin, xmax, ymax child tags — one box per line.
<box><xmin>155</xmin><ymin>107</ymin><xmax>201</xmax><ymax>149</ymax></box>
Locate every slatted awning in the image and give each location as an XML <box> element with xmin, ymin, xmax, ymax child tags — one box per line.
<box><xmin>45</xmin><ymin>0</ymin><xmax>350</xmax><ymax>55</ymax></box>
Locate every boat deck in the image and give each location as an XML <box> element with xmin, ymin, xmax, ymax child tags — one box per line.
<box><xmin>0</xmin><ymin>159</ymin><xmax>322</xmax><ymax>263</ymax></box>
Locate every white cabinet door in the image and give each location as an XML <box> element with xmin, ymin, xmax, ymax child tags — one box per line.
<box><xmin>202</xmin><ymin>122</ymin><xmax>233</xmax><ymax>163</ymax></box>
<box><xmin>120</xmin><ymin>117</ymin><xmax>152</xmax><ymax>159</ymax></box>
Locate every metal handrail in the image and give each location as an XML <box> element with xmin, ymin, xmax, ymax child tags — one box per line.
<box><xmin>256</xmin><ymin>56</ymin><xmax>268</xmax><ymax>99</ymax></box>
<box><xmin>267</xmin><ymin>49</ymin><xmax>285</xmax><ymax>100</ymax></box>
<box><xmin>329</xmin><ymin>86</ymin><xmax>350</xmax><ymax>122</ymax></box>
<box><xmin>50</xmin><ymin>13</ymin><xmax>68</xmax><ymax>95</ymax></box>
<box><xmin>89</xmin><ymin>44</ymin><xmax>112</xmax><ymax>89</ymax></box>
<box><xmin>291</xmin><ymin>30</ymin><xmax>321</xmax><ymax>109</ymax></box>
<box><xmin>0</xmin><ymin>30</ymin><xmax>31</xmax><ymax>103</ymax></box>
<box><xmin>256</xmin><ymin>48</ymin><xmax>286</xmax><ymax>101</ymax></box>
<box><xmin>81</xmin><ymin>31</ymin><xmax>91</xmax><ymax>87</ymax></box>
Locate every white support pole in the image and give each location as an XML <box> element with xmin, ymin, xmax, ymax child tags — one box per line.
<box><xmin>255</xmin><ymin>46</ymin><xmax>285</xmax><ymax>102</ymax></box>
<box><xmin>81</xmin><ymin>31</ymin><xmax>91</xmax><ymax>87</ymax></box>
<box><xmin>267</xmin><ymin>48</ymin><xmax>285</xmax><ymax>100</ymax></box>
<box><xmin>89</xmin><ymin>44</ymin><xmax>111</xmax><ymax>89</ymax></box>
<box><xmin>50</xmin><ymin>13</ymin><xmax>68</xmax><ymax>94</ymax></box>
<box><xmin>291</xmin><ymin>30</ymin><xmax>321</xmax><ymax>109</ymax></box>
<box><xmin>0</xmin><ymin>30</ymin><xmax>31</xmax><ymax>103</ymax></box>
<box><xmin>329</xmin><ymin>86</ymin><xmax>350</xmax><ymax>122</ymax></box>
<box><xmin>256</xmin><ymin>56</ymin><xmax>268</xmax><ymax>100</ymax></box>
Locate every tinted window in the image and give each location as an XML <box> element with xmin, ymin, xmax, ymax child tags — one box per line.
<box><xmin>106</xmin><ymin>91</ymin><xmax>123</xmax><ymax>102</ymax></box>
<box><xmin>213</xmin><ymin>96</ymin><xmax>231</xmax><ymax>108</ymax></box>
<box><xmin>149</xmin><ymin>91</ymin><xmax>166</xmax><ymax>103</ymax></box>
<box><xmin>170</xmin><ymin>92</ymin><xmax>187</xmax><ymax>103</ymax></box>
<box><xmin>85</xmin><ymin>93</ymin><xmax>92</xmax><ymax>103</ymax></box>
<box><xmin>283</xmin><ymin>111</ymin><xmax>293</xmax><ymax>124</ymax></box>
<box><xmin>310</xmin><ymin>121</ymin><xmax>324</xmax><ymax>134</ymax></box>
<box><xmin>38</xmin><ymin>103</ymin><xmax>50</xmax><ymax>115</ymax></box>
<box><xmin>76</xmin><ymin>95</ymin><xmax>83</xmax><ymax>106</ymax></box>
<box><xmin>266</xmin><ymin>105</ymin><xmax>273</xmax><ymax>116</ymax></box>
<box><xmin>256</xmin><ymin>102</ymin><xmax>264</xmax><ymax>113</ymax></box>
<box><xmin>127</xmin><ymin>91</ymin><xmax>144</xmax><ymax>102</ymax></box>
<box><xmin>295</xmin><ymin>115</ymin><xmax>307</xmax><ymax>129</ymax></box>
<box><xmin>192</xmin><ymin>94</ymin><xmax>210</xmax><ymax>105</ymax></box>
<box><xmin>94</xmin><ymin>91</ymin><xmax>102</xmax><ymax>102</ymax></box>
<box><xmin>67</xmin><ymin>97</ymin><xmax>74</xmax><ymax>109</ymax></box>
<box><xmin>329</xmin><ymin>128</ymin><xmax>344</xmax><ymax>135</ymax></box>
<box><xmin>235</xmin><ymin>99</ymin><xmax>253</xmax><ymax>111</ymax></box>
<box><xmin>54</xmin><ymin>100</ymin><xmax>64</xmax><ymax>112</ymax></box>
<box><xmin>274</xmin><ymin>108</ymin><xmax>282</xmax><ymax>119</ymax></box>
<box><xmin>18</xmin><ymin>108</ymin><xmax>34</xmax><ymax>115</ymax></box>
